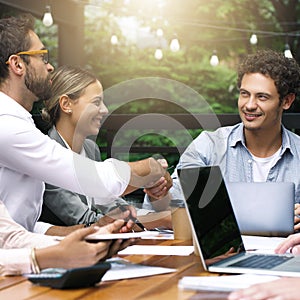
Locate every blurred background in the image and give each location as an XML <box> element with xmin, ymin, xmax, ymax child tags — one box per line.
<box><xmin>1</xmin><ymin>0</ymin><xmax>299</xmax><ymax>169</ymax></box>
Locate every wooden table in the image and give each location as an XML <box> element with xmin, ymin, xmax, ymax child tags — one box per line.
<box><xmin>0</xmin><ymin>239</ymin><xmax>229</xmax><ymax>300</ymax></box>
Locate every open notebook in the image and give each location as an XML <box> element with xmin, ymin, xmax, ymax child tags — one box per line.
<box><xmin>178</xmin><ymin>166</ymin><xmax>300</xmax><ymax>277</ymax></box>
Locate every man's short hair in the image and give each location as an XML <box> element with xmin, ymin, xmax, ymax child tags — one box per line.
<box><xmin>237</xmin><ymin>49</ymin><xmax>300</xmax><ymax>102</ymax></box>
<box><xmin>0</xmin><ymin>14</ymin><xmax>35</xmax><ymax>83</ymax></box>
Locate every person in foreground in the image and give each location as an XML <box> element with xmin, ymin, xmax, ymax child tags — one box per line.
<box><xmin>145</xmin><ymin>48</ymin><xmax>300</xmax><ymax>230</ymax></box>
<box><xmin>0</xmin><ymin>13</ymin><xmax>171</xmax><ymax>235</ymax></box>
<box><xmin>39</xmin><ymin>65</ymin><xmax>172</xmax><ymax>230</ymax></box>
<box><xmin>0</xmin><ymin>200</ymin><xmax>131</xmax><ymax>276</ymax></box>
<box><xmin>228</xmin><ymin>232</ymin><xmax>300</xmax><ymax>300</ymax></box>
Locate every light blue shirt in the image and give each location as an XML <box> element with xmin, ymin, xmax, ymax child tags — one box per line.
<box><xmin>143</xmin><ymin>123</ymin><xmax>300</xmax><ymax>208</ymax></box>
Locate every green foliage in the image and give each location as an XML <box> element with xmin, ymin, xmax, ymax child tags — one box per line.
<box><xmin>4</xmin><ymin>0</ymin><xmax>299</xmax><ymax>165</ymax></box>
<box><xmin>35</xmin><ymin>19</ymin><xmax>58</xmax><ymax>69</ymax></box>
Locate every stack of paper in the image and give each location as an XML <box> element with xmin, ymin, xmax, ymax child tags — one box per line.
<box><xmin>118</xmin><ymin>245</ymin><xmax>194</xmax><ymax>256</ymax></box>
<box><xmin>178</xmin><ymin>274</ymin><xmax>279</xmax><ymax>292</ymax></box>
<box><xmin>102</xmin><ymin>257</ymin><xmax>176</xmax><ymax>281</ymax></box>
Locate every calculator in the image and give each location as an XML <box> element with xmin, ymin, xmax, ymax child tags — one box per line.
<box><xmin>25</xmin><ymin>262</ymin><xmax>111</xmax><ymax>289</ymax></box>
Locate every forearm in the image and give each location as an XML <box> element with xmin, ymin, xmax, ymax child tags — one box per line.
<box><xmin>45</xmin><ymin>224</ymin><xmax>84</xmax><ymax>236</ymax></box>
<box><xmin>0</xmin><ymin>249</ymin><xmax>32</xmax><ymax>276</ymax></box>
<box><xmin>148</xmin><ymin>193</ymin><xmax>171</xmax><ymax>211</ymax></box>
<box><xmin>34</xmin><ymin>245</ymin><xmax>65</xmax><ymax>270</ymax></box>
<box><xmin>137</xmin><ymin>211</ymin><xmax>172</xmax><ymax>230</ymax></box>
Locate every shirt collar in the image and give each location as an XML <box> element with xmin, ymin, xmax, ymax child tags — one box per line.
<box><xmin>229</xmin><ymin>123</ymin><xmax>246</xmax><ymax>148</ymax></box>
<box><xmin>229</xmin><ymin>122</ymin><xmax>293</xmax><ymax>156</ymax></box>
<box><xmin>0</xmin><ymin>91</ymin><xmax>33</xmax><ymax>122</ymax></box>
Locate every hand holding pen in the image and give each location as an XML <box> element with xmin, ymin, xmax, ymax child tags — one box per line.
<box><xmin>116</xmin><ymin>203</ymin><xmax>147</xmax><ymax>232</ymax></box>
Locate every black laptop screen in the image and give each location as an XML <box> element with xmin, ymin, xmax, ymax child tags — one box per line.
<box><xmin>178</xmin><ymin>166</ymin><xmax>244</xmax><ymax>260</ymax></box>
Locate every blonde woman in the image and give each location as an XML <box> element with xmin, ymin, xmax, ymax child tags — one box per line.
<box><xmin>40</xmin><ymin>66</ymin><xmax>172</xmax><ymax>231</ymax></box>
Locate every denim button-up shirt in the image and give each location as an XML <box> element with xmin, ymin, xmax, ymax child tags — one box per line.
<box><xmin>143</xmin><ymin>122</ymin><xmax>300</xmax><ymax>209</ymax></box>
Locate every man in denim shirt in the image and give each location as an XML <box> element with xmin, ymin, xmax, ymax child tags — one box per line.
<box><xmin>144</xmin><ymin>49</ymin><xmax>300</xmax><ymax>229</ymax></box>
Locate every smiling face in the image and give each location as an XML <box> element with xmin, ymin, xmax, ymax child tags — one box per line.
<box><xmin>238</xmin><ymin>73</ymin><xmax>292</xmax><ymax>134</ymax></box>
<box><xmin>72</xmin><ymin>80</ymin><xmax>108</xmax><ymax>137</ymax></box>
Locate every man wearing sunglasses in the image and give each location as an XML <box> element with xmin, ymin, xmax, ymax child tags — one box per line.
<box><xmin>0</xmin><ymin>14</ymin><xmax>171</xmax><ymax>235</ymax></box>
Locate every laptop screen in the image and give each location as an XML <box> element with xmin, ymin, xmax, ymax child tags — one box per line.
<box><xmin>178</xmin><ymin>166</ymin><xmax>245</xmax><ymax>260</ymax></box>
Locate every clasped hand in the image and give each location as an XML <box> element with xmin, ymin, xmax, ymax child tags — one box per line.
<box><xmin>144</xmin><ymin>158</ymin><xmax>173</xmax><ymax>200</ymax></box>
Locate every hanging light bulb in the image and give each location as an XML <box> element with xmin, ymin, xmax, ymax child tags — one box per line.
<box><xmin>170</xmin><ymin>37</ymin><xmax>180</xmax><ymax>52</ymax></box>
<box><xmin>210</xmin><ymin>50</ymin><xmax>219</xmax><ymax>66</ymax></box>
<box><xmin>42</xmin><ymin>5</ymin><xmax>53</xmax><ymax>27</ymax></box>
<box><xmin>110</xmin><ymin>34</ymin><xmax>119</xmax><ymax>45</ymax></box>
<box><xmin>284</xmin><ymin>44</ymin><xmax>293</xmax><ymax>58</ymax></box>
<box><xmin>154</xmin><ymin>48</ymin><xmax>163</xmax><ymax>60</ymax></box>
<box><xmin>156</xmin><ymin>28</ymin><xmax>164</xmax><ymax>37</ymax></box>
<box><xmin>110</xmin><ymin>35</ymin><xmax>118</xmax><ymax>45</ymax></box>
<box><xmin>250</xmin><ymin>33</ymin><xmax>258</xmax><ymax>45</ymax></box>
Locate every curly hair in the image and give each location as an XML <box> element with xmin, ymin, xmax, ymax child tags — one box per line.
<box><xmin>0</xmin><ymin>13</ymin><xmax>34</xmax><ymax>83</ymax></box>
<box><xmin>237</xmin><ymin>49</ymin><xmax>300</xmax><ymax>103</ymax></box>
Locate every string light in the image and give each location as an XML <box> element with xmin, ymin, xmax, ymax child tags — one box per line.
<box><xmin>110</xmin><ymin>34</ymin><xmax>119</xmax><ymax>45</ymax></box>
<box><xmin>42</xmin><ymin>5</ymin><xmax>53</xmax><ymax>27</ymax></box>
<box><xmin>170</xmin><ymin>36</ymin><xmax>180</xmax><ymax>52</ymax></box>
<box><xmin>250</xmin><ymin>33</ymin><xmax>258</xmax><ymax>45</ymax></box>
<box><xmin>83</xmin><ymin>1</ymin><xmax>300</xmax><ymax>63</ymax></box>
<box><xmin>284</xmin><ymin>43</ymin><xmax>293</xmax><ymax>58</ymax></box>
<box><xmin>210</xmin><ymin>50</ymin><xmax>219</xmax><ymax>66</ymax></box>
<box><xmin>154</xmin><ymin>48</ymin><xmax>163</xmax><ymax>60</ymax></box>
<box><xmin>156</xmin><ymin>28</ymin><xmax>164</xmax><ymax>37</ymax></box>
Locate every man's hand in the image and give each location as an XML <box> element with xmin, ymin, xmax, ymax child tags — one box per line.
<box><xmin>228</xmin><ymin>278</ymin><xmax>300</xmax><ymax>300</ymax></box>
<box><xmin>124</xmin><ymin>158</ymin><xmax>166</xmax><ymax>194</ymax></box>
<box><xmin>294</xmin><ymin>203</ymin><xmax>300</xmax><ymax>231</ymax></box>
<box><xmin>275</xmin><ymin>232</ymin><xmax>300</xmax><ymax>254</ymax></box>
<box><xmin>144</xmin><ymin>172</ymin><xmax>172</xmax><ymax>201</ymax></box>
<box><xmin>94</xmin><ymin>219</ymin><xmax>136</xmax><ymax>259</ymax></box>
<box><xmin>94</xmin><ymin>205</ymin><xmax>137</xmax><ymax>232</ymax></box>
<box><xmin>143</xmin><ymin>158</ymin><xmax>173</xmax><ymax>211</ymax></box>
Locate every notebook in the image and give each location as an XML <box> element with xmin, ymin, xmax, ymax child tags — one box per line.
<box><xmin>178</xmin><ymin>166</ymin><xmax>300</xmax><ymax>277</ymax></box>
<box><xmin>227</xmin><ymin>182</ymin><xmax>295</xmax><ymax>237</ymax></box>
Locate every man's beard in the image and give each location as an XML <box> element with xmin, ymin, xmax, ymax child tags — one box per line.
<box><xmin>24</xmin><ymin>66</ymin><xmax>52</xmax><ymax>101</ymax></box>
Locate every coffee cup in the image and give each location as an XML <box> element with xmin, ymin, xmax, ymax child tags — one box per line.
<box><xmin>170</xmin><ymin>200</ymin><xmax>192</xmax><ymax>240</ymax></box>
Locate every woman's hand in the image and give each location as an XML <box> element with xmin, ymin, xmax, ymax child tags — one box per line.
<box><xmin>36</xmin><ymin>219</ymin><xmax>129</xmax><ymax>270</ymax></box>
<box><xmin>94</xmin><ymin>205</ymin><xmax>137</xmax><ymax>232</ymax></box>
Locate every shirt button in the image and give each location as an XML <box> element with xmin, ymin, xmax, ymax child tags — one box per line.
<box><xmin>247</xmin><ymin>159</ymin><xmax>252</xmax><ymax>164</ymax></box>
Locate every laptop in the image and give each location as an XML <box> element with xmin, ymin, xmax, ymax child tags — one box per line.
<box><xmin>227</xmin><ymin>182</ymin><xmax>294</xmax><ymax>237</ymax></box>
<box><xmin>178</xmin><ymin>166</ymin><xmax>300</xmax><ymax>277</ymax></box>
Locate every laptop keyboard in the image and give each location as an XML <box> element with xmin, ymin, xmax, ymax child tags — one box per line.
<box><xmin>229</xmin><ymin>254</ymin><xmax>293</xmax><ymax>269</ymax></box>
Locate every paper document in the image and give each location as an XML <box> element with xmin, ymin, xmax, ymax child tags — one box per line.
<box><xmin>118</xmin><ymin>245</ymin><xmax>194</xmax><ymax>256</ymax></box>
<box><xmin>142</xmin><ymin>232</ymin><xmax>174</xmax><ymax>240</ymax></box>
<box><xmin>242</xmin><ymin>235</ymin><xmax>286</xmax><ymax>253</ymax></box>
<box><xmin>178</xmin><ymin>274</ymin><xmax>279</xmax><ymax>292</ymax></box>
<box><xmin>102</xmin><ymin>257</ymin><xmax>176</xmax><ymax>281</ymax></box>
<box><xmin>85</xmin><ymin>231</ymin><xmax>160</xmax><ymax>241</ymax></box>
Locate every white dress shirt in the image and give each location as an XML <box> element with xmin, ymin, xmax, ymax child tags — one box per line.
<box><xmin>0</xmin><ymin>201</ymin><xmax>57</xmax><ymax>275</ymax></box>
<box><xmin>0</xmin><ymin>92</ymin><xmax>130</xmax><ymax>232</ymax></box>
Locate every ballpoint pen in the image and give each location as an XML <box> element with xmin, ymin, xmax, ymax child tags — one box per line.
<box><xmin>116</xmin><ymin>203</ymin><xmax>147</xmax><ymax>231</ymax></box>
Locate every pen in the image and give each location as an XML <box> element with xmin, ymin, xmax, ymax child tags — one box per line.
<box><xmin>116</xmin><ymin>203</ymin><xmax>147</xmax><ymax>231</ymax></box>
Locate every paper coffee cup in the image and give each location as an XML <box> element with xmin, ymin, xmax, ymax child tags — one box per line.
<box><xmin>170</xmin><ymin>200</ymin><xmax>192</xmax><ymax>240</ymax></box>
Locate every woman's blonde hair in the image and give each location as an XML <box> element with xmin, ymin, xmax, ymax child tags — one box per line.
<box><xmin>42</xmin><ymin>65</ymin><xmax>98</xmax><ymax>126</ymax></box>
